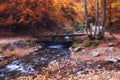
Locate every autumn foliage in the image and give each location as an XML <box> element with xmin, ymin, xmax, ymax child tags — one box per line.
<box><xmin>0</xmin><ymin>0</ymin><xmax>119</xmax><ymax>30</ymax></box>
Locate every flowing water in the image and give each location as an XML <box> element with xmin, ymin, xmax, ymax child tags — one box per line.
<box><xmin>0</xmin><ymin>42</ymin><xmax>120</xmax><ymax>79</ymax></box>
<box><xmin>0</xmin><ymin>41</ymin><xmax>71</xmax><ymax>78</ymax></box>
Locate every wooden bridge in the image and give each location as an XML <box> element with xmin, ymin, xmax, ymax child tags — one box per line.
<box><xmin>33</xmin><ymin>33</ymin><xmax>86</xmax><ymax>40</ymax></box>
<box><xmin>33</xmin><ymin>33</ymin><xmax>86</xmax><ymax>48</ymax></box>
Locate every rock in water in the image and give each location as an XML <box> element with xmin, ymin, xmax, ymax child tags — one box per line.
<box><xmin>91</xmin><ymin>51</ymin><xmax>100</xmax><ymax>57</ymax></box>
<box><xmin>64</xmin><ymin>36</ymin><xmax>70</xmax><ymax>40</ymax></box>
<box><xmin>38</xmin><ymin>45</ymin><xmax>43</xmax><ymax>49</ymax></box>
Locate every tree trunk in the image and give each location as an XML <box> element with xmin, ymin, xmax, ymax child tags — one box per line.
<box><xmin>83</xmin><ymin>0</ymin><xmax>92</xmax><ymax>37</ymax></box>
<box><xmin>31</xmin><ymin>21</ymin><xmax>35</xmax><ymax>36</ymax></box>
<box><xmin>101</xmin><ymin>0</ymin><xmax>106</xmax><ymax>38</ymax></box>
<box><xmin>109</xmin><ymin>4</ymin><xmax>112</xmax><ymax>25</ymax></box>
<box><xmin>94</xmin><ymin>0</ymin><xmax>99</xmax><ymax>38</ymax></box>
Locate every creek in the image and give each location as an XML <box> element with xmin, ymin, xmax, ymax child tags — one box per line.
<box><xmin>0</xmin><ymin>39</ymin><xmax>73</xmax><ymax>78</ymax></box>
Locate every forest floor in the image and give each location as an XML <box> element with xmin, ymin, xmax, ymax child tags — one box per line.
<box><xmin>0</xmin><ymin>31</ymin><xmax>120</xmax><ymax>80</ymax></box>
<box><xmin>0</xmin><ymin>21</ymin><xmax>120</xmax><ymax>80</ymax></box>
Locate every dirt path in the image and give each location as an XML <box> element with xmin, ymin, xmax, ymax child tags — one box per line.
<box><xmin>0</xmin><ymin>36</ymin><xmax>32</xmax><ymax>44</ymax></box>
<box><xmin>0</xmin><ymin>36</ymin><xmax>36</xmax><ymax>58</ymax></box>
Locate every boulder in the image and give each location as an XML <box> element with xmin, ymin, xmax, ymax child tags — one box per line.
<box><xmin>108</xmin><ymin>43</ymin><xmax>114</xmax><ymax>47</ymax></box>
<box><xmin>34</xmin><ymin>45</ymin><xmax>43</xmax><ymax>52</ymax></box>
<box><xmin>0</xmin><ymin>57</ymin><xmax>3</xmax><ymax>61</ymax></box>
<box><xmin>64</xmin><ymin>36</ymin><xmax>70</xmax><ymax>40</ymax></box>
<box><xmin>76</xmin><ymin>71</ymin><xmax>85</xmax><ymax>75</ymax></box>
<box><xmin>76</xmin><ymin>69</ymin><xmax>89</xmax><ymax>76</ymax></box>
<box><xmin>106</xmin><ymin>47</ymin><xmax>114</xmax><ymax>53</ymax></box>
<box><xmin>74</xmin><ymin>46</ymin><xmax>82</xmax><ymax>52</ymax></box>
<box><xmin>68</xmin><ymin>47</ymin><xmax>73</xmax><ymax>52</ymax></box>
<box><xmin>12</xmin><ymin>40</ymin><xmax>25</xmax><ymax>49</ymax></box>
<box><xmin>115</xmin><ymin>57</ymin><xmax>120</xmax><ymax>62</ymax></box>
<box><xmin>118</xmin><ymin>45</ymin><xmax>120</xmax><ymax>49</ymax></box>
<box><xmin>91</xmin><ymin>51</ymin><xmax>100</xmax><ymax>57</ymax></box>
<box><xmin>117</xmin><ymin>63</ymin><xmax>120</xmax><ymax>68</ymax></box>
<box><xmin>106</xmin><ymin>57</ymin><xmax>117</xmax><ymax>63</ymax></box>
<box><xmin>40</xmin><ymin>57</ymin><xmax>49</xmax><ymax>61</ymax></box>
<box><xmin>71</xmin><ymin>51</ymin><xmax>74</xmax><ymax>54</ymax></box>
<box><xmin>33</xmin><ymin>52</ymin><xmax>39</xmax><ymax>55</ymax></box>
<box><xmin>38</xmin><ymin>45</ymin><xmax>43</xmax><ymax>49</ymax></box>
<box><xmin>49</xmin><ymin>60</ymin><xmax>59</xmax><ymax>66</ymax></box>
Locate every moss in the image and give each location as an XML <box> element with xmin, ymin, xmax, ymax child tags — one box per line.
<box><xmin>72</xmin><ymin>38</ymin><xmax>83</xmax><ymax>48</ymax></box>
<box><xmin>111</xmin><ymin>17</ymin><xmax>120</xmax><ymax>23</ymax></box>
<box><xmin>0</xmin><ymin>43</ymin><xmax>7</xmax><ymax>53</ymax></box>
<box><xmin>72</xmin><ymin>19</ymin><xmax>85</xmax><ymax>30</ymax></box>
<box><xmin>64</xmin><ymin>24</ymin><xmax>75</xmax><ymax>31</ymax></box>
<box><xmin>0</xmin><ymin>48</ymin><xmax>3</xmax><ymax>53</ymax></box>
<box><xmin>83</xmin><ymin>37</ymin><xmax>90</xmax><ymax>47</ymax></box>
<box><xmin>0</xmin><ymin>43</ymin><xmax>6</xmax><ymax>47</ymax></box>
<box><xmin>90</xmin><ymin>42</ymin><xmax>99</xmax><ymax>48</ymax></box>
<box><xmin>26</xmin><ymin>40</ymin><xmax>33</xmax><ymax>46</ymax></box>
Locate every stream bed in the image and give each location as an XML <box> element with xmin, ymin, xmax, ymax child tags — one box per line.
<box><xmin>0</xmin><ymin>42</ymin><xmax>71</xmax><ymax>79</ymax></box>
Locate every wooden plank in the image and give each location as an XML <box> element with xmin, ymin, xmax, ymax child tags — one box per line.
<box><xmin>34</xmin><ymin>33</ymin><xmax>86</xmax><ymax>38</ymax></box>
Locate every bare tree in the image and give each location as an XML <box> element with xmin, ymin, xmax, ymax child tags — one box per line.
<box><xmin>83</xmin><ymin>0</ymin><xmax>106</xmax><ymax>39</ymax></box>
<box><xmin>101</xmin><ymin>0</ymin><xmax>106</xmax><ymax>38</ymax></box>
<box><xmin>83</xmin><ymin>0</ymin><xmax>92</xmax><ymax>37</ymax></box>
<box><xmin>109</xmin><ymin>4</ymin><xmax>112</xmax><ymax>25</ymax></box>
<box><xmin>94</xmin><ymin>0</ymin><xmax>99</xmax><ymax>37</ymax></box>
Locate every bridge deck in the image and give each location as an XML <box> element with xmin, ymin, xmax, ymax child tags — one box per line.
<box><xmin>34</xmin><ymin>33</ymin><xmax>86</xmax><ymax>38</ymax></box>
<box><xmin>33</xmin><ymin>33</ymin><xmax>86</xmax><ymax>41</ymax></box>
<box><xmin>34</xmin><ymin>33</ymin><xmax>86</xmax><ymax>47</ymax></box>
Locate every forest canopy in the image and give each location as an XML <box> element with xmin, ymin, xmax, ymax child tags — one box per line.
<box><xmin>0</xmin><ymin>0</ymin><xmax>120</xmax><ymax>28</ymax></box>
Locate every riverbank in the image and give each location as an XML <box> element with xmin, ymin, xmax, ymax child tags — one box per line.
<box><xmin>0</xmin><ymin>35</ymin><xmax>120</xmax><ymax>79</ymax></box>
